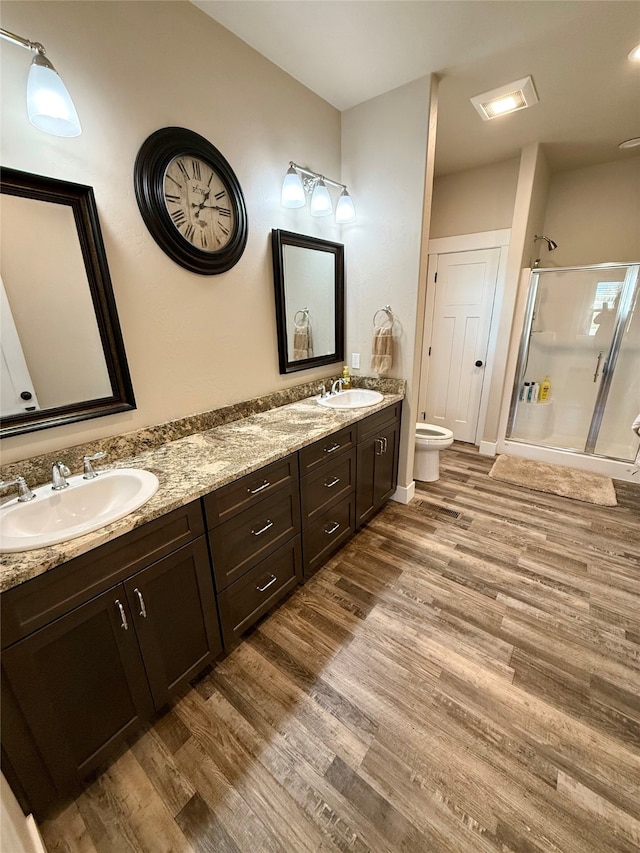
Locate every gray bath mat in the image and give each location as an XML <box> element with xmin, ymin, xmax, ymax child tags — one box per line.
<box><xmin>488</xmin><ymin>455</ymin><xmax>617</xmax><ymax>506</ymax></box>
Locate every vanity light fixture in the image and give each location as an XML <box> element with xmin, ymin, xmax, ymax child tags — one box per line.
<box><xmin>628</xmin><ymin>43</ymin><xmax>640</xmax><ymax>62</ymax></box>
<box><xmin>281</xmin><ymin>162</ymin><xmax>356</xmax><ymax>223</ymax></box>
<box><xmin>0</xmin><ymin>27</ymin><xmax>81</xmax><ymax>137</ymax></box>
<box><xmin>470</xmin><ymin>76</ymin><xmax>539</xmax><ymax>121</ymax></box>
<box><xmin>619</xmin><ymin>137</ymin><xmax>640</xmax><ymax>150</ymax></box>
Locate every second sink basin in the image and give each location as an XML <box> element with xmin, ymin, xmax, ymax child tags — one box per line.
<box><xmin>0</xmin><ymin>468</ymin><xmax>159</xmax><ymax>553</ymax></box>
<box><xmin>317</xmin><ymin>389</ymin><xmax>384</xmax><ymax>409</ymax></box>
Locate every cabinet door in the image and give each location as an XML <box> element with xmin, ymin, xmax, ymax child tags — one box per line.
<box><xmin>1</xmin><ymin>588</ymin><xmax>153</xmax><ymax>794</ymax></box>
<box><xmin>374</xmin><ymin>420</ymin><xmax>399</xmax><ymax>506</ymax></box>
<box><xmin>124</xmin><ymin>537</ymin><xmax>222</xmax><ymax>710</ymax></box>
<box><xmin>356</xmin><ymin>420</ymin><xmax>400</xmax><ymax>528</ymax></box>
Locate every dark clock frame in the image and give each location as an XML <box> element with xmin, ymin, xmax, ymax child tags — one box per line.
<box><xmin>134</xmin><ymin>127</ymin><xmax>248</xmax><ymax>275</ymax></box>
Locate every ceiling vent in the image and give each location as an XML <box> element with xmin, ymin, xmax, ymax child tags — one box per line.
<box><xmin>470</xmin><ymin>76</ymin><xmax>539</xmax><ymax>121</ymax></box>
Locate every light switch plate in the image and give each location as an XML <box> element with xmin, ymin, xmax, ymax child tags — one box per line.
<box><xmin>351</xmin><ymin>352</ymin><xmax>360</xmax><ymax>369</ymax></box>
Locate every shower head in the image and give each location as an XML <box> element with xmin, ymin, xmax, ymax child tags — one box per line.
<box><xmin>534</xmin><ymin>234</ymin><xmax>558</xmax><ymax>251</ymax></box>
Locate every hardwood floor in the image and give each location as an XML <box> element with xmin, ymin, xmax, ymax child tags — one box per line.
<box><xmin>39</xmin><ymin>444</ymin><xmax>640</xmax><ymax>853</ymax></box>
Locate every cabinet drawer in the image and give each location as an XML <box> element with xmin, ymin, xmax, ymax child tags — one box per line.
<box><xmin>203</xmin><ymin>454</ymin><xmax>298</xmax><ymax>527</ymax></box>
<box><xmin>302</xmin><ymin>494</ymin><xmax>355</xmax><ymax>579</ymax></box>
<box><xmin>300</xmin><ymin>449</ymin><xmax>355</xmax><ymax>524</ymax></box>
<box><xmin>208</xmin><ymin>482</ymin><xmax>300</xmax><ymax>590</ymax></box>
<box><xmin>217</xmin><ymin>537</ymin><xmax>302</xmax><ymax>648</ymax></box>
<box><xmin>1</xmin><ymin>501</ymin><xmax>205</xmax><ymax>649</ymax></box>
<box><xmin>298</xmin><ymin>426</ymin><xmax>355</xmax><ymax>474</ymax></box>
<box><xmin>357</xmin><ymin>403</ymin><xmax>401</xmax><ymax>443</ymax></box>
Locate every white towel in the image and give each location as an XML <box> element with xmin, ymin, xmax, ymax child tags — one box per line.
<box><xmin>370</xmin><ymin>326</ymin><xmax>393</xmax><ymax>375</ymax></box>
<box><xmin>633</xmin><ymin>413</ymin><xmax>640</xmax><ymax>467</ymax></box>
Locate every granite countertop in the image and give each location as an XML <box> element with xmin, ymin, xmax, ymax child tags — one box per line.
<box><xmin>0</xmin><ymin>391</ymin><xmax>403</xmax><ymax>594</ymax></box>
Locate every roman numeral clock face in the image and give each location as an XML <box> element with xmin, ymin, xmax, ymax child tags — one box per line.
<box><xmin>164</xmin><ymin>157</ymin><xmax>235</xmax><ymax>252</ymax></box>
<box><xmin>134</xmin><ymin>127</ymin><xmax>248</xmax><ymax>275</ymax></box>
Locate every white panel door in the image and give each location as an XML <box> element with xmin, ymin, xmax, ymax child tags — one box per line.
<box><xmin>0</xmin><ymin>276</ymin><xmax>40</xmax><ymax>416</ymax></box>
<box><xmin>425</xmin><ymin>249</ymin><xmax>499</xmax><ymax>442</ymax></box>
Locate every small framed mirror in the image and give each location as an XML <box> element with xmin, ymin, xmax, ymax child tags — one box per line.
<box><xmin>272</xmin><ymin>229</ymin><xmax>344</xmax><ymax>374</ymax></box>
<box><xmin>0</xmin><ymin>168</ymin><xmax>135</xmax><ymax>437</ymax></box>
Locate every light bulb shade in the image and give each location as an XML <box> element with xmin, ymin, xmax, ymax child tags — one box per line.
<box><xmin>335</xmin><ymin>189</ymin><xmax>356</xmax><ymax>223</ymax></box>
<box><xmin>27</xmin><ymin>53</ymin><xmax>81</xmax><ymax>137</ymax></box>
<box><xmin>310</xmin><ymin>179</ymin><xmax>332</xmax><ymax>216</ymax></box>
<box><xmin>281</xmin><ymin>166</ymin><xmax>305</xmax><ymax>208</ymax></box>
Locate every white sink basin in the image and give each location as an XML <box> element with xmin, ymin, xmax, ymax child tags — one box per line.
<box><xmin>0</xmin><ymin>468</ymin><xmax>159</xmax><ymax>553</ymax></box>
<box><xmin>317</xmin><ymin>389</ymin><xmax>384</xmax><ymax>409</ymax></box>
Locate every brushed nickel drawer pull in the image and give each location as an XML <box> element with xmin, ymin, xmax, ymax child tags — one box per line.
<box><xmin>257</xmin><ymin>574</ymin><xmax>278</xmax><ymax>593</ymax></box>
<box><xmin>115</xmin><ymin>599</ymin><xmax>128</xmax><ymax>631</ymax></box>
<box><xmin>248</xmin><ymin>480</ymin><xmax>270</xmax><ymax>495</ymax></box>
<box><xmin>375</xmin><ymin>438</ymin><xmax>384</xmax><ymax>455</ymax></box>
<box><xmin>324</xmin><ymin>442</ymin><xmax>340</xmax><ymax>454</ymax></box>
<box><xmin>251</xmin><ymin>519</ymin><xmax>274</xmax><ymax>536</ymax></box>
<box><xmin>324</xmin><ymin>521</ymin><xmax>340</xmax><ymax>535</ymax></box>
<box><xmin>134</xmin><ymin>588</ymin><xmax>147</xmax><ymax>618</ymax></box>
<box><xmin>324</xmin><ymin>476</ymin><xmax>340</xmax><ymax>489</ymax></box>
<box><xmin>382</xmin><ymin>436</ymin><xmax>388</xmax><ymax>453</ymax></box>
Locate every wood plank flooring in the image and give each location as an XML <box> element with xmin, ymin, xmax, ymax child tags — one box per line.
<box><xmin>39</xmin><ymin>444</ymin><xmax>640</xmax><ymax>853</ymax></box>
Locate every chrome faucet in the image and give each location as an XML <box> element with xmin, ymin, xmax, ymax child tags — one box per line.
<box><xmin>331</xmin><ymin>377</ymin><xmax>345</xmax><ymax>395</ymax></box>
<box><xmin>51</xmin><ymin>461</ymin><xmax>71</xmax><ymax>490</ymax></box>
<box><xmin>0</xmin><ymin>476</ymin><xmax>36</xmax><ymax>502</ymax></box>
<box><xmin>83</xmin><ymin>451</ymin><xmax>106</xmax><ymax>479</ymax></box>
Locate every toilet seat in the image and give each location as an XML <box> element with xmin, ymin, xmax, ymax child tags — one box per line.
<box><xmin>415</xmin><ymin>423</ymin><xmax>454</xmax><ymax>447</ymax></box>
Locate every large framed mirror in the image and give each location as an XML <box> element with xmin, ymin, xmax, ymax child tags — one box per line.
<box><xmin>0</xmin><ymin>168</ymin><xmax>135</xmax><ymax>438</ymax></box>
<box><xmin>272</xmin><ymin>229</ymin><xmax>344</xmax><ymax>374</ymax></box>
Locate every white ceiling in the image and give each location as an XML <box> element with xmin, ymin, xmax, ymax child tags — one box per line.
<box><xmin>192</xmin><ymin>0</ymin><xmax>640</xmax><ymax>175</ymax></box>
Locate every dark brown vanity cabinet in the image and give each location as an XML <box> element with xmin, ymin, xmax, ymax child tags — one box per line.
<box><xmin>1</xmin><ymin>502</ymin><xmax>222</xmax><ymax>814</ymax></box>
<box><xmin>204</xmin><ymin>454</ymin><xmax>303</xmax><ymax>647</ymax></box>
<box><xmin>356</xmin><ymin>403</ymin><xmax>401</xmax><ymax>528</ymax></box>
<box><xmin>299</xmin><ymin>426</ymin><xmax>357</xmax><ymax>578</ymax></box>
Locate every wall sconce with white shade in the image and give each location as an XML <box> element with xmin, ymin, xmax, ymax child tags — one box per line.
<box><xmin>0</xmin><ymin>28</ymin><xmax>81</xmax><ymax>137</ymax></box>
<box><xmin>281</xmin><ymin>162</ymin><xmax>356</xmax><ymax>223</ymax></box>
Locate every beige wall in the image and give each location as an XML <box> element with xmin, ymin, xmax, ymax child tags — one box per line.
<box><xmin>430</xmin><ymin>158</ymin><xmax>519</xmax><ymax>238</ymax></box>
<box><xmin>341</xmin><ymin>77</ymin><xmax>432</xmax><ymax>491</ymax></box>
<box><xmin>542</xmin><ymin>157</ymin><xmax>640</xmax><ymax>267</ymax></box>
<box><xmin>0</xmin><ymin>1</ymin><xmax>342</xmax><ymax>463</ymax></box>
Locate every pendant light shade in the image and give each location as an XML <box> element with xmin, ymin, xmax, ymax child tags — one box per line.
<box><xmin>310</xmin><ymin>179</ymin><xmax>332</xmax><ymax>216</ymax></box>
<box><xmin>1</xmin><ymin>29</ymin><xmax>82</xmax><ymax>137</ymax></box>
<box><xmin>335</xmin><ymin>189</ymin><xmax>356</xmax><ymax>223</ymax></box>
<box><xmin>281</xmin><ymin>165</ymin><xmax>305</xmax><ymax>208</ymax></box>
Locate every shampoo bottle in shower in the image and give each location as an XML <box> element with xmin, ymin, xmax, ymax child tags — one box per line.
<box><xmin>539</xmin><ymin>376</ymin><xmax>551</xmax><ymax>402</ymax></box>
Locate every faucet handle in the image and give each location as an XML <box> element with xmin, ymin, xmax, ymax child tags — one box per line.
<box><xmin>0</xmin><ymin>476</ymin><xmax>36</xmax><ymax>502</ymax></box>
<box><xmin>83</xmin><ymin>451</ymin><xmax>107</xmax><ymax>479</ymax></box>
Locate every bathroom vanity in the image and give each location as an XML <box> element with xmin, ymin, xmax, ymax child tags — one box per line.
<box><xmin>0</xmin><ymin>390</ymin><xmax>402</xmax><ymax>816</ymax></box>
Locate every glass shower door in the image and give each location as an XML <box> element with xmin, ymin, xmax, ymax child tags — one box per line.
<box><xmin>507</xmin><ymin>264</ymin><xmax>639</xmax><ymax>458</ymax></box>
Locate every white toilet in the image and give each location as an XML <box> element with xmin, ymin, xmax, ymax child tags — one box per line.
<box><xmin>414</xmin><ymin>423</ymin><xmax>454</xmax><ymax>482</ymax></box>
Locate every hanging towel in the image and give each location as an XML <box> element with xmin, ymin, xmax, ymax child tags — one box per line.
<box><xmin>633</xmin><ymin>413</ymin><xmax>640</xmax><ymax>467</ymax></box>
<box><xmin>371</xmin><ymin>325</ymin><xmax>393</xmax><ymax>375</ymax></box>
<box><xmin>293</xmin><ymin>320</ymin><xmax>313</xmax><ymax>360</ymax></box>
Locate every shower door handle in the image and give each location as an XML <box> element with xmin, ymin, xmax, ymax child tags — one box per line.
<box><xmin>593</xmin><ymin>351</ymin><xmax>603</xmax><ymax>383</ymax></box>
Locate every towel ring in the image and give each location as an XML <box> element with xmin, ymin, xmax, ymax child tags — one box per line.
<box><xmin>373</xmin><ymin>305</ymin><xmax>394</xmax><ymax>329</ymax></box>
<box><xmin>294</xmin><ymin>308</ymin><xmax>310</xmax><ymax>326</ymax></box>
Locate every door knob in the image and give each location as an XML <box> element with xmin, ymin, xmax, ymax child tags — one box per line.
<box><xmin>20</xmin><ymin>391</ymin><xmax>33</xmax><ymax>400</ymax></box>
<box><xmin>475</xmin><ymin>360</ymin><xmax>484</xmax><ymax>367</ymax></box>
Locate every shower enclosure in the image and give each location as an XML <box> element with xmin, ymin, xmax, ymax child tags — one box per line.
<box><xmin>506</xmin><ymin>263</ymin><xmax>639</xmax><ymax>464</ymax></box>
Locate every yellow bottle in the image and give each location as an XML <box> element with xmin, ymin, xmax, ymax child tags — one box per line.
<box><xmin>539</xmin><ymin>376</ymin><xmax>551</xmax><ymax>402</ymax></box>
<box><xmin>342</xmin><ymin>365</ymin><xmax>351</xmax><ymax>390</ymax></box>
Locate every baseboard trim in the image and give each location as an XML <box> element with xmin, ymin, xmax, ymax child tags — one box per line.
<box><xmin>479</xmin><ymin>441</ymin><xmax>497</xmax><ymax>457</ymax></box>
<box><xmin>392</xmin><ymin>481</ymin><xmax>415</xmax><ymax>504</ymax></box>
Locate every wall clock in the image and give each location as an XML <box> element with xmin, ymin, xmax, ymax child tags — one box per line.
<box><xmin>134</xmin><ymin>127</ymin><xmax>248</xmax><ymax>275</ymax></box>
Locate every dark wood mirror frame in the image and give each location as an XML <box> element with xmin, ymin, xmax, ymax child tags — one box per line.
<box><xmin>0</xmin><ymin>168</ymin><xmax>136</xmax><ymax>438</ymax></box>
<box><xmin>272</xmin><ymin>229</ymin><xmax>345</xmax><ymax>375</ymax></box>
